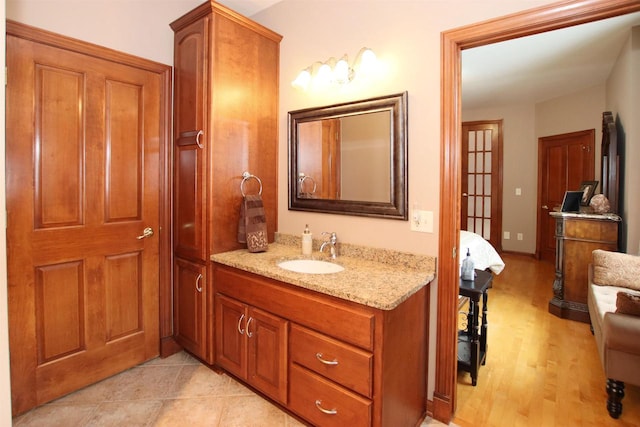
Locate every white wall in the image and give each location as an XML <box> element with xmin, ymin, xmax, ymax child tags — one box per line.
<box><xmin>6</xmin><ymin>0</ymin><xmax>204</xmax><ymax>65</ymax></box>
<box><xmin>607</xmin><ymin>26</ymin><xmax>640</xmax><ymax>255</ymax></box>
<box><xmin>535</xmin><ymin>84</ymin><xmax>606</xmax><ymax>173</ymax></box>
<box><xmin>254</xmin><ymin>0</ymin><xmax>558</xmax><ymax>256</ymax></box>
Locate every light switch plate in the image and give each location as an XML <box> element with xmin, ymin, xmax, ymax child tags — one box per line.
<box><xmin>411</xmin><ymin>210</ymin><xmax>433</xmax><ymax>233</ymax></box>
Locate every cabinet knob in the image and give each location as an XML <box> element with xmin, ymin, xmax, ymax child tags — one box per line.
<box><xmin>315</xmin><ymin>352</ymin><xmax>338</xmax><ymax>366</ymax></box>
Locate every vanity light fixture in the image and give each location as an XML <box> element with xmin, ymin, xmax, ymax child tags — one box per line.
<box><xmin>292</xmin><ymin>47</ymin><xmax>377</xmax><ymax>90</ymax></box>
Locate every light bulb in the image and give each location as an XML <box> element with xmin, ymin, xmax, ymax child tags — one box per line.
<box><xmin>316</xmin><ymin>62</ymin><xmax>332</xmax><ymax>85</ymax></box>
<box><xmin>334</xmin><ymin>56</ymin><xmax>351</xmax><ymax>84</ymax></box>
<box><xmin>291</xmin><ymin>69</ymin><xmax>311</xmax><ymax>90</ymax></box>
<box><xmin>358</xmin><ymin>48</ymin><xmax>377</xmax><ymax>75</ymax></box>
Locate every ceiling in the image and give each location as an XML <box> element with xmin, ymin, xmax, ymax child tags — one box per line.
<box><xmin>217</xmin><ymin>0</ymin><xmax>280</xmax><ymax>17</ymax></box>
<box><xmin>462</xmin><ymin>11</ymin><xmax>640</xmax><ymax>110</ymax></box>
<box><xmin>217</xmin><ymin>1</ymin><xmax>640</xmax><ymax>110</ymax></box>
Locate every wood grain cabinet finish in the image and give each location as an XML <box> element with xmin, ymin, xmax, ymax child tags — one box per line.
<box><xmin>215</xmin><ymin>294</ymin><xmax>288</xmax><ymax>404</ymax></box>
<box><xmin>173</xmin><ymin>257</ymin><xmax>210</xmax><ymax>361</ymax></box>
<box><xmin>170</xmin><ymin>2</ymin><xmax>281</xmax><ymax>362</ymax></box>
<box><xmin>549</xmin><ymin>213</ymin><xmax>619</xmax><ymax>323</ymax></box>
<box><xmin>213</xmin><ymin>263</ymin><xmax>428</xmax><ymax>427</ymax></box>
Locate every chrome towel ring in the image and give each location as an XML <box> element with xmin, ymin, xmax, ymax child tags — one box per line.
<box><xmin>241</xmin><ymin>171</ymin><xmax>263</xmax><ymax>196</ymax></box>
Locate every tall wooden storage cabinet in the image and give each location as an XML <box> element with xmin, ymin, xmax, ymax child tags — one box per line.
<box><xmin>171</xmin><ymin>2</ymin><xmax>281</xmax><ymax>363</ymax></box>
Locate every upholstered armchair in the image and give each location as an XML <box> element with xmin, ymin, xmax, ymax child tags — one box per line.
<box><xmin>587</xmin><ymin>249</ymin><xmax>640</xmax><ymax>419</ymax></box>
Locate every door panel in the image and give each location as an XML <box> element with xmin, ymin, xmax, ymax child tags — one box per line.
<box><xmin>174</xmin><ymin>257</ymin><xmax>207</xmax><ymax>359</ymax></box>
<box><xmin>173</xmin><ymin>18</ymin><xmax>208</xmax><ymax>261</ymax></box>
<box><xmin>536</xmin><ymin>130</ymin><xmax>595</xmax><ymax>262</ymax></box>
<box><xmin>248</xmin><ymin>307</ymin><xmax>288</xmax><ymax>404</ymax></box>
<box><xmin>7</xmin><ymin>34</ymin><xmax>161</xmax><ymax>414</ymax></box>
<box><xmin>215</xmin><ymin>294</ymin><xmax>247</xmax><ymax>379</ymax></box>
<box><xmin>461</xmin><ymin>121</ymin><xmax>503</xmax><ymax>251</ymax></box>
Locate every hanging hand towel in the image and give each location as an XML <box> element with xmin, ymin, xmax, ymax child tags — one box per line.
<box><xmin>237</xmin><ymin>194</ymin><xmax>268</xmax><ymax>253</ymax></box>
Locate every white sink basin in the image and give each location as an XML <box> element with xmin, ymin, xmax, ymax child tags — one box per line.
<box><xmin>277</xmin><ymin>259</ymin><xmax>344</xmax><ymax>274</ymax></box>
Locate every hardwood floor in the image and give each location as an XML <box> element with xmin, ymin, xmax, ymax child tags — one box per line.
<box><xmin>453</xmin><ymin>253</ymin><xmax>640</xmax><ymax>427</ymax></box>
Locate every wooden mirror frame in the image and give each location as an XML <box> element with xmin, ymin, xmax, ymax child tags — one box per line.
<box><xmin>288</xmin><ymin>92</ymin><xmax>408</xmax><ymax>220</ymax></box>
<box><xmin>601</xmin><ymin>111</ymin><xmax>619</xmax><ymax>213</ymax></box>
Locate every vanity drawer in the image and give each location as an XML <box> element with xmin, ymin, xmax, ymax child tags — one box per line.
<box><xmin>289</xmin><ymin>363</ymin><xmax>371</xmax><ymax>427</ymax></box>
<box><xmin>290</xmin><ymin>324</ymin><xmax>372</xmax><ymax>398</ymax></box>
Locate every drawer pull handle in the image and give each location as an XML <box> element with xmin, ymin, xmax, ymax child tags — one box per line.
<box><xmin>316</xmin><ymin>353</ymin><xmax>338</xmax><ymax>366</ymax></box>
<box><xmin>237</xmin><ymin>314</ymin><xmax>245</xmax><ymax>335</ymax></box>
<box><xmin>195</xmin><ymin>130</ymin><xmax>204</xmax><ymax>149</ymax></box>
<box><xmin>315</xmin><ymin>399</ymin><xmax>337</xmax><ymax>415</ymax></box>
<box><xmin>246</xmin><ymin>317</ymin><xmax>254</xmax><ymax>338</ymax></box>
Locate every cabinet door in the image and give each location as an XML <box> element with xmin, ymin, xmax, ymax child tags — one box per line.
<box><xmin>215</xmin><ymin>294</ymin><xmax>247</xmax><ymax>379</ymax></box>
<box><xmin>247</xmin><ymin>307</ymin><xmax>288</xmax><ymax>404</ymax></box>
<box><xmin>173</xmin><ymin>18</ymin><xmax>208</xmax><ymax>260</ymax></box>
<box><xmin>174</xmin><ymin>258</ymin><xmax>208</xmax><ymax>361</ymax></box>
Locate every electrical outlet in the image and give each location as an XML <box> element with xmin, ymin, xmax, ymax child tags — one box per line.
<box><xmin>515</xmin><ymin>188</ymin><xmax>522</xmax><ymax>196</ymax></box>
<box><xmin>410</xmin><ymin>209</ymin><xmax>433</xmax><ymax>233</ymax></box>
<box><xmin>517</xmin><ymin>233</ymin><xmax>523</xmax><ymax>241</ymax></box>
<box><xmin>504</xmin><ymin>231</ymin><xmax>510</xmax><ymax>240</ymax></box>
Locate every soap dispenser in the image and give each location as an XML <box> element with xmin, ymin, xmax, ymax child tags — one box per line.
<box><xmin>302</xmin><ymin>224</ymin><xmax>313</xmax><ymax>256</ymax></box>
<box><xmin>461</xmin><ymin>248</ymin><xmax>475</xmax><ymax>281</ymax></box>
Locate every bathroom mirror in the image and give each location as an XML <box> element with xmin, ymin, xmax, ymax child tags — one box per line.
<box><xmin>288</xmin><ymin>92</ymin><xmax>408</xmax><ymax>219</ymax></box>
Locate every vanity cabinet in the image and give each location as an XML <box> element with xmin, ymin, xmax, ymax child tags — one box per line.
<box><xmin>170</xmin><ymin>2</ymin><xmax>281</xmax><ymax>361</ymax></box>
<box><xmin>213</xmin><ymin>262</ymin><xmax>428</xmax><ymax>427</ymax></box>
<box><xmin>215</xmin><ymin>294</ymin><xmax>288</xmax><ymax>404</ymax></box>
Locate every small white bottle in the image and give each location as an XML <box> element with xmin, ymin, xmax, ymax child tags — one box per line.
<box><xmin>302</xmin><ymin>224</ymin><xmax>313</xmax><ymax>256</ymax></box>
<box><xmin>461</xmin><ymin>248</ymin><xmax>475</xmax><ymax>281</ymax></box>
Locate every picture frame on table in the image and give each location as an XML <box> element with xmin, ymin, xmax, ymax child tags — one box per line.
<box><xmin>579</xmin><ymin>181</ymin><xmax>598</xmax><ymax>206</ymax></box>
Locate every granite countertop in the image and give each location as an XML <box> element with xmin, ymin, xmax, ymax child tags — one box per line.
<box><xmin>210</xmin><ymin>234</ymin><xmax>436</xmax><ymax>311</ymax></box>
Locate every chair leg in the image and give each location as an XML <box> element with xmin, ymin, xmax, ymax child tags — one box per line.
<box><xmin>606</xmin><ymin>378</ymin><xmax>625</xmax><ymax>419</ymax></box>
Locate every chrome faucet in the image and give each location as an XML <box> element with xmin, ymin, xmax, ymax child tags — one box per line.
<box><xmin>319</xmin><ymin>232</ymin><xmax>338</xmax><ymax>259</ymax></box>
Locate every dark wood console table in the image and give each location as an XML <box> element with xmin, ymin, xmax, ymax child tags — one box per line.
<box><xmin>548</xmin><ymin>212</ymin><xmax>620</xmax><ymax>323</ymax></box>
<box><xmin>458</xmin><ymin>269</ymin><xmax>493</xmax><ymax>386</ymax></box>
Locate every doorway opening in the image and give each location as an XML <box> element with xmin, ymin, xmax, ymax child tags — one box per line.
<box><xmin>435</xmin><ymin>1</ymin><xmax>640</xmax><ymax>424</ymax></box>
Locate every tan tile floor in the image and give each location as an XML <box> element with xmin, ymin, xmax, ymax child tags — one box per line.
<box><xmin>12</xmin><ymin>351</ymin><xmax>449</xmax><ymax>426</ymax></box>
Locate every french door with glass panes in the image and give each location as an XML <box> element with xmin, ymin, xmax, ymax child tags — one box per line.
<box><xmin>461</xmin><ymin>120</ymin><xmax>503</xmax><ymax>251</ymax></box>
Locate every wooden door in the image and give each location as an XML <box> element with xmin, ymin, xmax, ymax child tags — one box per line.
<box><xmin>174</xmin><ymin>258</ymin><xmax>208</xmax><ymax>360</ymax></box>
<box><xmin>536</xmin><ymin>130</ymin><xmax>595</xmax><ymax>262</ymax></box>
<box><xmin>461</xmin><ymin>121</ymin><xmax>503</xmax><ymax>251</ymax></box>
<box><xmin>6</xmin><ymin>34</ymin><xmax>162</xmax><ymax>414</ymax></box>
<box><xmin>247</xmin><ymin>306</ymin><xmax>288</xmax><ymax>404</ymax></box>
<box><xmin>215</xmin><ymin>294</ymin><xmax>247</xmax><ymax>379</ymax></box>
